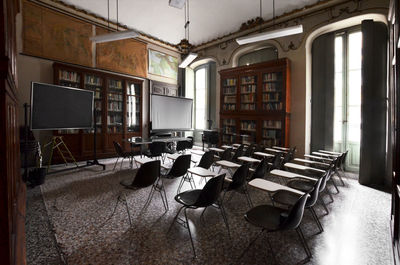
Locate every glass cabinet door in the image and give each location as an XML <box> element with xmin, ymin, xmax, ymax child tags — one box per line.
<box><xmin>84</xmin><ymin>74</ymin><xmax>102</xmax><ymax>133</ymax></box>
<box><xmin>107</xmin><ymin>79</ymin><xmax>124</xmax><ymax>133</ymax></box>
<box><xmin>222</xmin><ymin>78</ymin><xmax>237</xmax><ymax>111</ymax></box>
<box><xmin>126</xmin><ymin>82</ymin><xmax>141</xmax><ymax>133</ymax></box>
<box><xmin>261</xmin><ymin>120</ymin><xmax>282</xmax><ymax>147</ymax></box>
<box><xmin>240</xmin><ymin>75</ymin><xmax>257</xmax><ymax>110</ymax></box>
<box><xmin>240</xmin><ymin>120</ymin><xmax>257</xmax><ymax>144</ymax></box>
<box><xmin>262</xmin><ymin>72</ymin><xmax>283</xmax><ymax>111</ymax></box>
<box><xmin>221</xmin><ymin>118</ymin><xmax>236</xmax><ymax>144</ymax></box>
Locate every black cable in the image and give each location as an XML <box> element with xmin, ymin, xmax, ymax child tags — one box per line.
<box><xmin>116</xmin><ymin>0</ymin><xmax>119</xmax><ymax>31</ymax></box>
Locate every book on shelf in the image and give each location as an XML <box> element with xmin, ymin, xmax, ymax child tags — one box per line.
<box><xmin>224</xmin><ymin>78</ymin><xmax>237</xmax><ymax>86</ymax></box>
<box><xmin>109</xmin><ymin>79</ymin><xmax>122</xmax><ymax>89</ymax></box>
<box><xmin>59</xmin><ymin>70</ymin><xmax>80</xmax><ymax>83</ymax></box>
<box><xmin>263</xmin><ymin>72</ymin><xmax>278</xmax><ymax>82</ymax></box>
<box><xmin>240</xmin><ymin>84</ymin><xmax>256</xmax><ymax>93</ymax></box>
<box><xmin>108</xmin><ymin>93</ymin><xmax>123</xmax><ymax>101</ymax></box>
<box><xmin>241</xmin><ymin>76</ymin><xmax>255</xmax><ymax>84</ymax></box>
<box><xmin>241</xmin><ymin>94</ymin><xmax>255</xmax><ymax>102</ymax></box>
<box><xmin>241</xmin><ymin>121</ymin><xmax>256</xmax><ymax>130</ymax></box>
<box><xmin>108</xmin><ymin>101</ymin><xmax>122</xmax><ymax>111</ymax></box>
<box><xmin>263</xmin><ymin>120</ymin><xmax>282</xmax><ymax>129</ymax></box>
<box><xmin>263</xmin><ymin>83</ymin><xmax>281</xmax><ymax>92</ymax></box>
<box><xmin>85</xmin><ymin>75</ymin><xmax>102</xmax><ymax>86</ymax></box>
<box><xmin>224</xmin><ymin>87</ymin><xmax>236</xmax><ymax>94</ymax></box>
<box><xmin>224</xmin><ymin>95</ymin><xmax>236</xmax><ymax>103</ymax></box>
<box><xmin>241</xmin><ymin>103</ymin><xmax>256</xmax><ymax>110</ymax></box>
<box><xmin>223</xmin><ymin>104</ymin><xmax>236</xmax><ymax>111</ymax></box>
<box><xmin>262</xmin><ymin>92</ymin><xmax>281</xmax><ymax>101</ymax></box>
<box><xmin>262</xmin><ymin>102</ymin><xmax>283</xmax><ymax>110</ymax></box>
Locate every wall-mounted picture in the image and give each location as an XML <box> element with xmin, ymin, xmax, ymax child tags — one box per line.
<box><xmin>152</xmin><ymin>85</ymin><xmax>164</xmax><ymax>95</ymax></box>
<box><xmin>148</xmin><ymin>49</ymin><xmax>178</xmax><ymax>80</ymax></box>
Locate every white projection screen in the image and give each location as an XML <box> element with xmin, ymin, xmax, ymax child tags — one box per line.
<box><xmin>151</xmin><ymin>94</ymin><xmax>193</xmax><ymax>131</ymax></box>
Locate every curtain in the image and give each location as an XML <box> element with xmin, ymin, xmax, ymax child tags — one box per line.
<box><xmin>359</xmin><ymin>20</ymin><xmax>388</xmax><ymax>186</ymax></box>
<box><xmin>311</xmin><ymin>33</ymin><xmax>335</xmax><ymax>152</ymax></box>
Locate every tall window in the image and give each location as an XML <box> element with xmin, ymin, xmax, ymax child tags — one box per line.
<box><xmin>334</xmin><ymin>29</ymin><xmax>362</xmax><ymax>171</ymax></box>
<box><xmin>195</xmin><ymin>67</ymin><xmax>207</xmax><ymax>129</ymax></box>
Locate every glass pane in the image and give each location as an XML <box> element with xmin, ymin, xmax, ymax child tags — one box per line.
<box><xmin>107</xmin><ymin>79</ymin><xmax>123</xmax><ymax>133</ymax></box>
<box><xmin>195</xmin><ymin>68</ymin><xmax>206</xmax><ymax>130</ymax></box>
<box><xmin>241</xmin><ymin>75</ymin><xmax>257</xmax><ymax>110</ymax></box>
<box><xmin>84</xmin><ymin>74</ymin><xmax>102</xmax><ymax>133</ymax></box>
<box><xmin>334</xmin><ymin>35</ymin><xmax>343</xmax><ymax>144</ymax></box>
<box><xmin>126</xmin><ymin>83</ymin><xmax>140</xmax><ymax>132</ymax></box>
<box><xmin>348</xmin><ymin>32</ymin><xmax>362</xmax><ymax>70</ymax></box>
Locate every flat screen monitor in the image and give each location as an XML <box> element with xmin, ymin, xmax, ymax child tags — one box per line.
<box><xmin>151</xmin><ymin>94</ymin><xmax>192</xmax><ymax>131</ymax></box>
<box><xmin>30</xmin><ymin>82</ymin><xmax>93</xmax><ymax>130</ymax></box>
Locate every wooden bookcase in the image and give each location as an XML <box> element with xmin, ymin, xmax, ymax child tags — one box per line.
<box><xmin>219</xmin><ymin>58</ymin><xmax>290</xmax><ymax>147</ymax></box>
<box><xmin>53</xmin><ymin>62</ymin><xmax>143</xmax><ymax>162</ymax></box>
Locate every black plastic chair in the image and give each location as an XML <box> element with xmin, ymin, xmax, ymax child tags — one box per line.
<box><xmin>176</xmin><ymin>140</ymin><xmax>190</xmax><ymax>153</ymax></box>
<box><xmin>187</xmin><ymin>136</ymin><xmax>194</xmax><ymax>149</ymax></box>
<box><xmin>243</xmin><ymin>143</ymin><xmax>255</xmax><ymax>157</ymax></box>
<box><xmin>168</xmin><ymin>174</ymin><xmax>229</xmax><ymax>258</ymax></box>
<box><xmin>270</xmin><ymin>153</ymin><xmax>283</xmax><ymax>170</ymax></box>
<box><xmin>248</xmin><ymin>158</ymin><xmax>270</xmax><ymax>181</ymax></box>
<box><xmin>231</xmin><ymin>144</ymin><xmax>244</xmax><ymax>162</ymax></box>
<box><xmin>197</xmin><ymin>151</ymin><xmax>215</xmax><ymax>169</ymax></box>
<box><xmin>118</xmin><ymin>160</ymin><xmax>168</xmax><ymax>225</ymax></box>
<box><xmin>272</xmin><ymin>175</ymin><xmax>324</xmax><ymax>233</ymax></box>
<box><xmin>113</xmin><ymin>141</ymin><xmax>136</xmax><ymax>170</ymax></box>
<box><xmin>218</xmin><ymin>147</ymin><xmax>232</xmax><ymax>161</ymax></box>
<box><xmin>239</xmin><ymin>192</ymin><xmax>311</xmax><ymax>262</ymax></box>
<box><xmin>223</xmin><ymin>163</ymin><xmax>252</xmax><ymax>207</ymax></box>
<box><xmin>144</xmin><ymin>141</ymin><xmax>166</xmax><ymax>161</ymax></box>
<box><xmin>161</xmin><ymin>154</ymin><xmax>192</xmax><ymax>194</ymax></box>
<box><xmin>287</xmin><ymin>166</ymin><xmax>334</xmax><ymax>215</ymax></box>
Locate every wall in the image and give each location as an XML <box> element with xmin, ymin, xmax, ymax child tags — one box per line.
<box><xmin>193</xmin><ymin>0</ymin><xmax>389</xmax><ymax>157</ymax></box>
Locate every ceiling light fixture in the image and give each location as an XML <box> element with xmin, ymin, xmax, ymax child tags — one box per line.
<box><xmin>178</xmin><ymin>0</ymin><xmax>197</xmax><ymax>68</ymax></box>
<box><xmin>236</xmin><ymin>0</ymin><xmax>303</xmax><ymax>45</ymax></box>
<box><xmin>169</xmin><ymin>0</ymin><xmax>186</xmax><ymax>9</ymax></box>
<box><xmin>90</xmin><ymin>0</ymin><xmax>140</xmax><ymax>43</ymax></box>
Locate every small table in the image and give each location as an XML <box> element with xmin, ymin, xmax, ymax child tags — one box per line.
<box><xmin>270</xmin><ymin>169</ymin><xmax>317</xmax><ymax>182</ymax></box>
<box><xmin>221</xmin><ymin>145</ymin><xmax>232</xmax><ymax>149</ymax></box>
<box><xmin>209</xmin><ymin>147</ymin><xmax>225</xmax><ymax>153</ymax></box>
<box><xmin>188</xmin><ymin>167</ymin><xmax>216</xmax><ymax>178</ymax></box>
<box><xmin>284</xmin><ymin>162</ymin><xmax>326</xmax><ymax>174</ymax></box>
<box><xmin>293</xmin><ymin>158</ymin><xmax>330</xmax><ymax>167</ymax></box>
<box><xmin>272</xmin><ymin>146</ymin><xmax>290</xmax><ymax>151</ymax></box>
<box><xmin>215</xmin><ymin>160</ymin><xmax>241</xmax><ymax>176</ymax></box>
<box><xmin>312</xmin><ymin>151</ymin><xmax>339</xmax><ymax>158</ymax></box>
<box><xmin>248</xmin><ymin>178</ymin><xmax>305</xmax><ymax>195</ymax></box>
<box><xmin>238</xmin><ymin>156</ymin><xmax>261</xmax><ymax>163</ymax></box>
<box><xmin>265</xmin><ymin>148</ymin><xmax>287</xmax><ymax>154</ymax></box>
<box><xmin>318</xmin><ymin>150</ymin><xmax>342</xmax><ymax>156</ymax></box>
<box><xmin>254</xmin><ymin>151</ymin><xmax>274</xmax><ymax>159</ymax></box>
<box><xmin>304</xmin><ymin>154</ymin><xmax>333</xmax><ymax>162</ymax></box>
<box><xmin>134</xmin><ymin>157</ymin><xmax>154</xmax><ymax>167</ymax></box>
<box><xmin>190</xmin><ymin>149</ymin><xmax>205</xmax><ymax>156</ymax></box>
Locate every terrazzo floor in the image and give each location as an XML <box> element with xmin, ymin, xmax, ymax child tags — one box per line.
<box><xmin>26</xmin><ymin>156</ymin><xmax>394</xmax><ymax>265</ymax></box>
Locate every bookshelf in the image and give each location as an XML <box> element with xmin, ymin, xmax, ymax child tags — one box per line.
<box><xmin>219</xmin><ymin>59</ymin><xmax>290</xmax><ymax>147</ymax></box>
<box><xmin>53</xmin><ymin>62</ymin><xmax>143</xmax><ymax>162</ymax></box>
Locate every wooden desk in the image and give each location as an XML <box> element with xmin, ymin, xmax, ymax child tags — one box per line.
<box><xmin>254</xmin><ymin>152</ymin><xmax>274</xmax><ymax>158</ymax></box>
<box><xmin>209</xmin><ymin>147</ymin><xmax>225</xmax><ymax>153</ymax></box>
<box><xmin>265</xmin><ymin>148</ymin><xmax>287</xmax><ymax>154</ymax></box>
<box><xmin>284</xmin><ymin>162</ymin><xmax>326</xmax><ymax>174</ymax></box>
<box><xmin>188</xmin><ymin>167</ymin><xmax>216</xmax><ymax>178</ymax></box>
<box><xmin>293</xmin><ymin>158</ymin><xmax>330</xmax><ymax>167</ymax></box>
<box><xmin>190</xmin><ymin>149</ymin><xmax>205</xmax><ymax>156</ymax></box>
<box><xmin>238</xmin><ymin>156</ymin><xmax>261</xmax><ymax>163</ymax></box>
<box><xmin>215</xmin><ymin>160</ymin><xmax>241</xmax><ymax>176</ymax></box>
<box><xmin>272</xmin><ymin>146</ymin><xmax>290</xmax><ymax>151</ymax></box>
<box><xmin>134</xmin><ymin>157</ymin><xmax>154</xmax><ymax>166</ymax></box>
<box><xmin>304</xmin><ymin>154</ymin><xmax>333</xmax><ymax>162</ymax></box>
<box><xmin>312</xmin><ymin>151</ymin><xmax>338</xmax><ymax>158</ymax></box>
<box><xmin>270</xmin><ymin>169</ymin><xmax>317</xmax><ymax>182</ymax></box>
<box><xmin>318</xmin><ymin>150</ymin><xmax>342</xmax><ymax>156</ymax></box>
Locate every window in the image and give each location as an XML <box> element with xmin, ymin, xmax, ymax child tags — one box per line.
<box><xmin>238</xmin><ymin>47</ymin><xmax>278</xmax><ymax>66</ymax></box>
<box><xmin>334</xmin><ymin>29</ymin><xmax>362</xmax><ymax>171</ymax></box>
<box><xmin>194</xmin><ymin>67</ymin><xmax>207</xmax><ymax>129</ymax></box>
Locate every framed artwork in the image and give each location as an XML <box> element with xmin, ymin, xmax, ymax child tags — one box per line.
<box><xmin>152</xmin><ymin>85</ymin><xmax>164</xmax><ymax>95</ymax></box>
<box><xmin>148</xmin><ymin>49</ymin><xmax>178</xmax><ymax>80</ymax></box>
<box><xmin>165</xmin><ymin>87</ymin><xmax>178</xmax><ymax>96</ymax></box>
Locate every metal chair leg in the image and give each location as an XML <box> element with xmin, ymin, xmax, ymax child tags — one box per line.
<box><xmin>325</xmin><ymin>188</ymin><xmax>334</xmax><ymax>203</ymax></box>
<box><xmin>123</xmin><ymin>193</ymin><xmax>133</xmax><ymax>226</ymax></box>
<box><xmin>330</xmin><ymin>178</ymin><xmax>340</xmax><ymax>194</ymax></box>
<box><xmin>184</xmin><ymin>207</ymin><xmax>196</xmax><ymax>258</ymax></box>
<box><xmin>219</xmin><ymin>201</ymin><xmax>231</xmax><ymax>238</ymax></box>
<box><xmin>310</xmin><ymin>207</ymin><xmax>323</xmax><ymax>233</ymax></box>
<box><xmin>319</xmin><ymin>197</ymin><xmax>329</xmax><ymax>215</ymax></box>
<box><xmin>238</xmin><ymin>229</ymin><xmax>265</xmax><ymax>260</ymax></box>
<box><xmin>113</xmin><ymin>157</ymin><xmax>120</xmax><ymax>170</ymax></box>
<box><xmin>159</xmin><ymin>178</ymin><xmax>169</xmax><ymax>211</ymax></box>
<box><xmin>120</xmin><ymin>157</ymin><xmax>125</xmax><ymax>170</ymax></box>
<box><xmin>296</xmin><ymin>226</ymin><xmax>312</xmax><ymax>259</ymax></box>
<box><xmin>168</xmin><ymin>205</ymin><xmax>185</xmax><ymax>234</ymax></box>
<box><xmin>143</xmin><ymin>185</ymin><xmax>156</xmax><ymax>209</ymax></box>
<box><xmin>265</xmin><ymin>234</ymin><xmax>278</xmax><ymax>264</ymax></box>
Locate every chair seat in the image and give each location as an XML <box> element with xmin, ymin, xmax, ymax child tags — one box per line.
<box><xmin>175</xmin><ymin>189</ymin><xmax>202</xmax><ymax>206</ymax></box>
<box><xmin>272</xmin><ymin>190</ymin><xmax>301</xmax><ymax>207</ymax></box>
<box><xmin>119</xmin><ymin>179</ymin><xmax>142</xmax><ymax>189</ymax></box>
<box><xmin>287</xmin><ymin>179</ymin><xmax>313</xmax><ymax>192</ymax></box>
<box><xmin>245</xmin><ymin>204</ymin><xmax>288</xmax><ymax>231</ymax></box>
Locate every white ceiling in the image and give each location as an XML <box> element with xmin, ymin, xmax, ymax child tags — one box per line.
<box><xmin>61</xmin><ymin>0</ymin><xmax>321</xmax><ymax>46</ymax></box>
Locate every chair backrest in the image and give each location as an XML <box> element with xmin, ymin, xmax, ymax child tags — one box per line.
<box><xmin>271</xmin><ymin>153</ymin><xmax>283</xmax><ymax>170</ymax></box>
<box><xmin>254</xmin><ymin>144</ymin><xmax>264</xmax><ymax>153</ymax></box>
<box><xmin>341</xmin><ymin>150</ymin><xmax>348</xmax><ymax>167</ymax></box>
<box><xmin>149</xmin><ymin>141</ymin><xmax>166</xmax><ymax>156</ymax></box>
<box><xmin>231</xmin><ymin>145</ymin><xmax>244</xmax><ymax>162</ymax></box>
<box><xmin>197</xmin><ymin>151</ymin><xmax>215</xmax><ymax>169</ymax></box>
<box><xmin>243</xmin><ymin>144</ymin><xmax>255</xmax><ymax>157</ymax></box>
<box><xmin>168</xmin><ymin>154</ymin><xmax>191</xmax><ymax>177</ymax></box>
<box><xmin>131</xmin><ymin>160</ymin><xmax>160</xmax><ymax>187</ymax></box>
<box><xmin>319</xmin><ymin>165</ymin><xmax>334</xmax><ymax>192</ymax></box>
<box><xmin>220</xmin><ymin>148</ymin><xmax>232</xmax><ymax>161</ymax></box>
<box><xmin>305</xmin><ymin>176</ymin><xmax>323</xmax><ymax>207</ymax></box>
<box><xmin>280</xmin><ymin>192</ymin><xmax>309</xmax><ymax>230</ymax></box>
<box><xmin>113</xmin><ymin>141</ymin><xmax>124</xmax><ymax>156</ymax></box>
<box><xmin>176</xmin><ymin>141</ymin><xmax>189</xmax><ymax>152</ymax></box>
<box><xmin>249</xmin><ymin>158</ymin><xmax>268</xmax><ymax>181</ymax></box>
<box><xmin>227</xmin><ymin>163</ymin><xmax>250</xmax><ymax>191</ymax></box>
<box><xmin>187</xmin><ymin>137</ymin><xmax>194</xmax><ymax>149</ymax></box>
<box><xmin>282</xmin><ymin>151</ymin><xmax>292</xmax><ymax>164</ymax></box>
<box><xmin>289</xmin><ymin>146</ymin><xmax>296</xmax><ymax>160</ymax></box>
<box><xmin>194</xmin><ymin>174</ymin><xmax>226</xmax><ymax>207</ymax></box>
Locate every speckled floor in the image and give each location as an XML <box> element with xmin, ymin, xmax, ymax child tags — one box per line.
<box><xmin>26</xmin><ymin>157</ymin><xmax>394</xmax><ymax>265</ymax></box>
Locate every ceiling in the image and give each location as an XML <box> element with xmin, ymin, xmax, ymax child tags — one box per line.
<box><xmin>61</xmin><ymin>0</ymin><xmax>322</xmax><ymax>46</ymax></box>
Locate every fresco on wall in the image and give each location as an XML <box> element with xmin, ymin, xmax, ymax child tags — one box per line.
<box><xmin>22</xmin><ymin>0</ymin><xmax>92</xmax><ymax>67</ymax></box>
<box><xmin>96</xmin><ymin>28</ymin><xmax>147</xmax><ymax>78</ymax></box>
<box><xmin>148</xmin><ymin>49</ymin><xmax>178</xmax><ymax>80</ymax></box>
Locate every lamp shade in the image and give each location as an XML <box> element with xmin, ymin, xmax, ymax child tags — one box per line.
<box><xmin>179</xmin><ymin>53</ymin><xmax>198</xmax><ymax>68</ymax></box>
<box><xmin>90</xmin><ymin>30</ymin><xmax>140</xmax><ymax>43</ymax></box>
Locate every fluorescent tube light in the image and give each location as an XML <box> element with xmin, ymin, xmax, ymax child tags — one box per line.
<box><xmin>90</xmin><ymin>30</ymin><xmax>140</xmax><ymax>43</ymax></box>
<box><xmin>179</xmin><ymin>53</ymin><xmax>198</xmax><ymax>68</ymax></box>
<box><xmin>169</xmin><ymin>0</ymin><xmax>186</xmax><ymax>9</ymax></box>
<box><xmin>236</xmin><ymin>25</ymin><xmax>303</xmax><ymax>45</ymax></box>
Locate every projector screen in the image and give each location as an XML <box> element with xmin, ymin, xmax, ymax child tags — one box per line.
<box><xmin>31</xmin><ymin>82</ymin><xmax>93</xmax><ymax>130</ymax></box>
<box><xmin>151</xmin><ymin>94</ymin><xmax>193</xmax><ymax>131</ymax></box>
